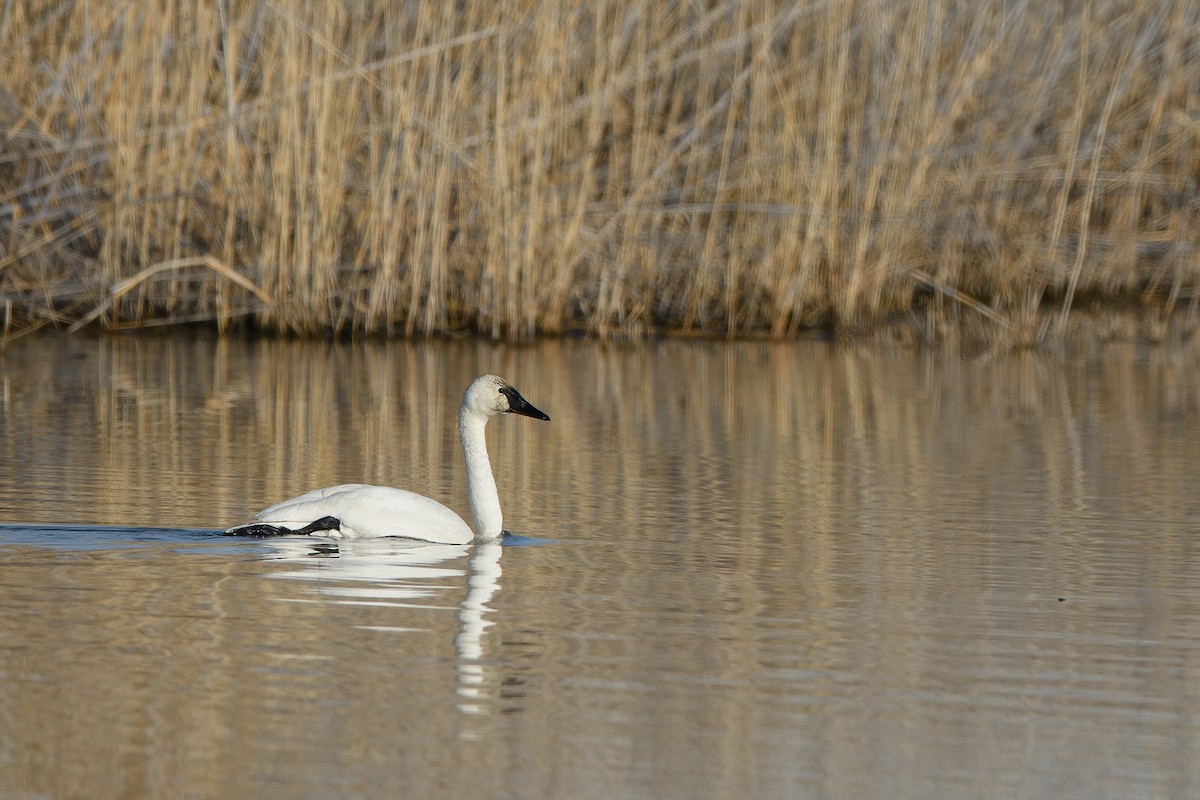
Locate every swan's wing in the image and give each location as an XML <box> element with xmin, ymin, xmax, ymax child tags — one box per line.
<box><xmin>252</xmin><ymin>484</ymin><xmax>475</xmax><ymax>544</ymax></box>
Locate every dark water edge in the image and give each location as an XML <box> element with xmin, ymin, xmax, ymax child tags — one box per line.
<box><xmin>3</xmin><ymin>299</ymin><xmax>1197</xmax><ymax>353</ymax></box>
<box><xmin>0</xmin><ymin>522</ymin><xmax>552</xmax><ymax>551</ymax></box>
<box><xmin>0</xmin><ymin>522</ymin><xmax>221</xmax><ymax>546</ymax></box>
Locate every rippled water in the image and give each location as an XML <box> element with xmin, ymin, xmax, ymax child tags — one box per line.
<box><xmin>1</xmin><ymin>333</ymin><xmax>1198</xmax><ymax>799</ymax></box>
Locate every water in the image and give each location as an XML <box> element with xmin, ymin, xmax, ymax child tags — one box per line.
<box><xmin>1</xmin><ymin>333</ymin><xmax>1198</xmax><ymax>799</ymax></box>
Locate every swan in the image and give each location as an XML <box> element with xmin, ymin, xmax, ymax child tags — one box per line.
<box><xmin>225</xmin><ymin>374</ymin><xmax>549</xmax><ymax>544</ymax></box>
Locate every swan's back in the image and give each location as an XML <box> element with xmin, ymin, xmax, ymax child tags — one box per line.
<box><xmin>251</xmin><ymin>484</ymin><xmax>474</xmax><ymax>544</ymax></box>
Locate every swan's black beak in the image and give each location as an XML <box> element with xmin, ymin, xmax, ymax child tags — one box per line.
<box><xmin>503</xmin><ymin>387</ymin><xmax>550</xmax><ymax>421</ymax></box>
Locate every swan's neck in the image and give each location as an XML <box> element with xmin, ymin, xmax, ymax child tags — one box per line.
<box><xmin>459</xmin><ymin>407</ymin><xmax>502</xmax><ymax>540</ymax></box>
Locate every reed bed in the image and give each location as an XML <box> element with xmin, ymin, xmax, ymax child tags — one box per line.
<box><xmin>0</xmin><ymin>0</ymin><xmax>1197</xmax><ymax>341</ymax></box>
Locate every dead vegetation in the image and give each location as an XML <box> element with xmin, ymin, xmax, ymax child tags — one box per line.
<box><xmin>1</xmin><ymin>0</ymin><xmax>1198</xmax><ymax>342</ymax></box>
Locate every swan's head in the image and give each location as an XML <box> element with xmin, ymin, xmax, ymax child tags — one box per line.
<box><xmin>464</xmin><ymin>374</ymin><xmax>551</xmax><ymax>421</ymax></box>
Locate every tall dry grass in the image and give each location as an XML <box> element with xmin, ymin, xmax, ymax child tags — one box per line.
<box><xmin>0</xmin><ymin>0</ymin><xmax>1197</xmax><ymax>341</ymax></box>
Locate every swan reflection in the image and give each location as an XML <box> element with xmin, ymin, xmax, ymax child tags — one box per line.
<box><xmin>256</xmin><ymin>537</ymin><xmax>505</xmax><ymax>720</ymax></box>
<box><xmin>455</xmin><ymin>543</ymin><xmax>502</xmax><ymax>717</ymax></box>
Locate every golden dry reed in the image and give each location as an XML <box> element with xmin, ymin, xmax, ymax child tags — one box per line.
<box><xmin>0</xmin><ymin>0</ymin><xmax>1197</xmax><ymax>341</ymax></box>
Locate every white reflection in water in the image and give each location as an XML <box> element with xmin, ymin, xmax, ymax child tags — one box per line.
<box><xmin>266</xmin><ymin>538</ymin><xmax>467</xmax><ymax>606</ymax></box>
<box><xmin>256</xmin><ymin>536</ymin><xmax>505</xmax><ymax>722</ymax></box>
<box><xmin>455</xmin><ymin>543</ymin><xmax>502</xmax><ymax>720</ymax></box>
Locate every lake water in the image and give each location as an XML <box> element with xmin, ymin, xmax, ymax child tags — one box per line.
<box><xmin>1</xmin><ymin>332</ymin><xmax>1198</xmax><ymax>799</ymax></box>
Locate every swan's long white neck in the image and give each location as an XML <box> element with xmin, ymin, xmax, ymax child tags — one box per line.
<box><xmin>459</xmin><ymin>406</ymin><xmax>503</xmax><ymax>540</ymax></box>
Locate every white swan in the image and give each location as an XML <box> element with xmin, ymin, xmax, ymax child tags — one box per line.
<box><xmin>225</xmin><ymin>374</ymin><xmax>549</xmax><ymax>544</ymax></box>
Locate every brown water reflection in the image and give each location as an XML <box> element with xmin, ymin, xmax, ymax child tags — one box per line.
<box><xmin>1</xmin><ymin>333</ymin><xmax>1199</xmax><ymax>799</ymax></box>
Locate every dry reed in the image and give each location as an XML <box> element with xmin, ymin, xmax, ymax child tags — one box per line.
<box><xmin>0</xmin><ymin>0</ymin><xmax>1197</xmax><ymax>341</ymax></box>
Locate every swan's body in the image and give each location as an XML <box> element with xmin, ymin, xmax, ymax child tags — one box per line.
<box><xmin>225</xmin><ymin>375</ymin><xmax>549</xmax><ymax>544</ymax></box>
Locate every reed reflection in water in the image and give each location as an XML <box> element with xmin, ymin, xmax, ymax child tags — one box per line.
<box><xmin>0</xmin><ymin>333</ymin><xmax>1199</xmax><ymax>799</ymax></box>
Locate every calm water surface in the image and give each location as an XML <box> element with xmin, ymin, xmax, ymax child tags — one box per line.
<box><xmin>1</xmin><ymin>333</ymin><xmax>1198</xmax><ymax>799</ymax></box>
